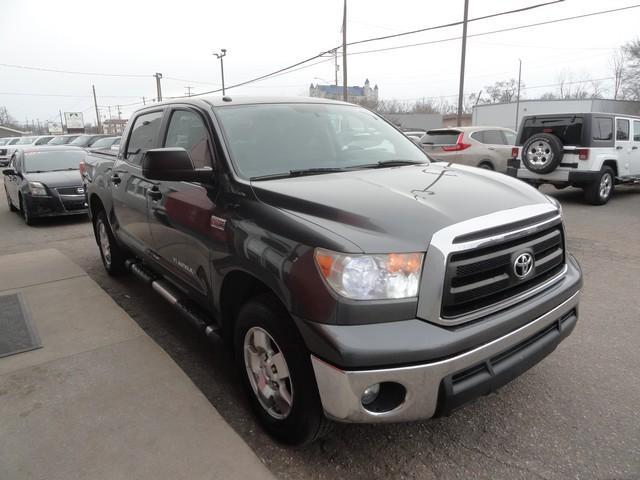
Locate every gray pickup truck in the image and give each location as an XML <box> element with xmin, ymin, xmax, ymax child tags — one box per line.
<box><xmin>83</xmin><ymin>96</ymin><xmax>582</xmax><ymax>445</ymax></box>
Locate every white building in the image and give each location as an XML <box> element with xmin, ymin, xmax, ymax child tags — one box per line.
<box><xmin>473</xmin><ymin>99</ymin><xmax>640</xmax><ymax>131</ymax></box>
<box><xmin>309</xmin><ymin>79</ymin><xmax>378</xmax><ymax>102</ymax></box>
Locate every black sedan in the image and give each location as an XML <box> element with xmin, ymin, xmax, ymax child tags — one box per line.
<box><xmin>3</xmin><ymin>146</ymin><xmax>88</xmax><ymax>225</ymax></box>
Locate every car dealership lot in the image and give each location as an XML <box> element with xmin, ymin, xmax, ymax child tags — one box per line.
<box><xmin>0</xmin><ymin>185</ymin><xmax>638</xmax><ymax>479</ymax></box>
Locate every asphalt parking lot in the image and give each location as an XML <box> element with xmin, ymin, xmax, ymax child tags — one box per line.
<box><xmin>0</xmin><ymin>184</ymin><xmax>639</xmax><ymax>480</ymax></box>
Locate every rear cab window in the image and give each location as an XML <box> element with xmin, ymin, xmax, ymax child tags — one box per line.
<box><xmin>125</xmin><ymin>111</ymin><xmax>164</xmax><ymax>165</ymax></box>
<box><xmin>634</xmin><ymin>121</ymin><xmax>640</xmax><ymax>142</ymax></box>
<box><xmin>421</xmin><ymin>130</ymin><xmax>460</xmax><ymax>145</ymax></box>
<box><xmin>593</xmin><ymin>117</ymin><xmax>613</xmax><ymax>142</ymax></box>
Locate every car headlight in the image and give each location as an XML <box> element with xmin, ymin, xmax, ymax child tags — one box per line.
<box><xmin>27</xmin><ymin>181</ymin><xmax>48</xmax><ymax>196</ymax></box>
<box><xmin>314</xmin><ymin>249</ymin><xmax>424</xmax><ymax>300</ymax></box>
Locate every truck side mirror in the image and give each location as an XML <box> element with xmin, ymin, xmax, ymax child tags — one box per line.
<box><xmin>2</xmin><ymin>168</ymin><xmax>17</xmax><ymax>176</ymax></box>
<box><xmin>142</xmin><ymin>148</ymin><xmax>212</xmax><ymax>183</ymax></box>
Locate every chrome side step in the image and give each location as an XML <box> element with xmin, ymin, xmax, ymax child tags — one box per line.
<box><xmin>125</xmin><ymin>259</ymin><xmax>219</xmax><ymax>338</ymax></box>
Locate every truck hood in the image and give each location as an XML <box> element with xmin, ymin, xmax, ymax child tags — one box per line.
<box><xmin>251</xmin><ymin>162</ymin><xmax>552</xmax><ymax>252</ymax></box>
<box><xmin>24</xmin><ymin>170</ymin><xmax>83</xmax><ymax>187</ymax></box>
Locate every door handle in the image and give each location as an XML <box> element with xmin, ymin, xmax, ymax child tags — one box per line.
<box><xmin>616</xmin><ymin>146</ymin><xmax>623</xmax><ymax>150</ymax></box>
<box><xmin>110</xmin><ymin>174</ymin><xmax>121</xmax><ymax>185</ymax></box>
<box><xmin>632</xmin><ymin>146</ymin><xmax>638</xmax><ymax>150</ymax></box>
<box><xmin>488</xmin><ymin>147</ymin><xmax>495</xmax><ymax>150</ymax></box>
<box><xmin>147</xmin><ymin>187</ymin><xmax>162</xmax><ymax>201</ymax></box>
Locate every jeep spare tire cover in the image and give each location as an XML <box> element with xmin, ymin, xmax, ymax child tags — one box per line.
<box><xmin>522</xmin><ymin>133</ymin><xmax>564</xmax><ymax>174</ymax></box>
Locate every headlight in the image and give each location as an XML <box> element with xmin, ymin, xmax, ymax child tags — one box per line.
<box><xmin>27</xmin><ymin>181</ymin><xmax>48</xmax><ymax>196</ymax></box>
<box><xmin>314</xmin><ymin>249</ymin><xmax>424</xmax><ymax>300</ymax></box>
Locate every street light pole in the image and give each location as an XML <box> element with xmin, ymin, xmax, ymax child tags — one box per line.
<box><xmin>342</xmin><ymin>0</ymin><xmax>348</xmax><ymax>102</ymax></box>
<box><xmin>456</xmin><ymin>0</ymin><xmax>470</xmax><ymax>127</ymax></box>
<box><xmin>214</xmin><ymin>49</ymin><xmax>227</xmax><ymax>95</ymax></box>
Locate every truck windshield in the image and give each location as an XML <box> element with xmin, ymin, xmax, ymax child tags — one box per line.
<box><xmin>24</xmin><ymin>150</ymin><xmax>85</xmax><ymax>172</ymax></box>
<box><xmin>215</xmin><ymin>103</ymin><xmax>427</xmax><ymax>179</ymax></box>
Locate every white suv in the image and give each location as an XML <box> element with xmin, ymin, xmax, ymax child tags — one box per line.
<box><xmin>419</xmin><ymin>126</ymin><xmax>516</xmax><ymax>173</ymax></box>
<box><xmin>508</xmin><ymin>113</ymin><xmax>640</xmax><ymax>205</ymax></box>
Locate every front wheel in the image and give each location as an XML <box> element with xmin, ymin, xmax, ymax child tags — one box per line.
<box><xmin>234</xmin><ymin>294</ymin><xmax>330</xmax><ymax>445</ymax></box>
<box><xmin>5</xmin><ymin>188</ymin><xmax>17</xmax><ymax>212</ymax></box>
<box><xmin>95</xmin><ymin>210</ymin><xmax>128</xmax><ymax>275</ymax></box>
<box><xmin>19</xmin><ymin>195</ymin><xmax>34</xmax><ymax>225</ymax></box>
<box><xmin>584</xmin><ymin>166</ymin><xmax>614</xmax><ymax>205</ymax></box>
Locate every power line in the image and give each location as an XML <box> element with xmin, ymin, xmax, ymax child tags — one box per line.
<box><xmin>0</xmin><ymin>63</ymin><xmax>150</xmax><ymax>78</ymax></box>
<box><xmin>348</xmin><ymin>3</ymin><xmax>640</xmax><ymax>56</ymax></box>
<box><xmin>346</xmin><ymin>0</ymin><xmax>564</xmax><ymax>47</ymax></box>
<box><xmin>0</xmin><ymin>92</ymin><xmax>142</xmax><ymax>98</ymax></box>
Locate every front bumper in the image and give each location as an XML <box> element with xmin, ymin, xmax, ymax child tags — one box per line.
<box><xmin>311</xmin><ymin>288</ymin><xmax>579</xmax><ymax>423</ymax></box>
<box><xmin>24</xmin><ymin>192</ymin><xmax>88</xmax><ymax>218</ymax></box>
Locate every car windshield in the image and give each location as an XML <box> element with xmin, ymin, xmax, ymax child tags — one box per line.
<box><xmin>69</xmin><ymin>135</ymin><xmax>92</xmax><ymax>146</ymax></box>
<box><xmin>90</xmin><ymin>137</ymin><xmax>117</xmax><ymax>148</ymax></box>
<box><xmin>0</xmin><ymin>138</ymin><xmax>9</xmax><ymax>146</ymax></box>
<box><xmin>49</xmin><ymin>136</ymin><xmax>73</xmax><ymax>145</ymax></box>
<box><xmin>15</xmin><ymin>137</ymin><xmax>36</xmax><ymax>145</ymax></box>
<box><xmin>215</xmin><ymin>103</ymin><xmax>427</xmax><ymax>179</ymax></box>
<box><xmin>23</xmin><ymin>150</ymin><xmax>85</xmax><ymax>172</ymax></box>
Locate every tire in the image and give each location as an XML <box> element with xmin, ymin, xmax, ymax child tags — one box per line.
<box><xmin>584</xmin><ymin>166</ymin><xmax>615</xmax><ymax>205</ymax></box>
<box><xmin>522</xmin><ymin>133</ymin><xmax>564</xmax><ymax>174</ymax></box>
<box><xmin>234</xmin><ymin>294</ymin><xmax>331</xmax><ymax>445</ymax></box>
<box><xmin>95</xmin><ymin>209</ymin><xmax>128</xmax><ymax>275</ymax></box>
<box><xmin>19</xmin><ymin>195</ymin><xmax>34</xmax><ymax>226</ymax></box>
<box><xmin>5</xmin><ymin>188</ymin><xmax>17</xmax><ymax>212</ymax></box>
<box><xmin>478</xmin><ymin>161</ymin><xmax>494</xmax><ymax>170</ymax></box>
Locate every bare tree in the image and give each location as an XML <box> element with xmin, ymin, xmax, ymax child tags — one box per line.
<box><xmin>621</xmin><ymin>38</ymin><xmax>640</xmax><ymax>100</ymax></box>
<box><xmin>610</xmin><ymin>48</ymin><xmax>625</xmax><ymax>100</ymax></box>
<box><xmin>483</xmin><ymin>79</ymin><xmax>520</xmax><ymax>104</ymax></box>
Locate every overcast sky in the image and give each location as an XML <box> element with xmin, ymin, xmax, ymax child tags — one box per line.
<box><xmin>1</xmin><ymin>0</ymin><xmax>638</xmax><ymax>126</ymax></box>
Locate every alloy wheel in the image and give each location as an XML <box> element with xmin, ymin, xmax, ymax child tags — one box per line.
<box><xmin>599</xmin><ymin>172</ymin><xmax>613</xmax><ymax>200</ymax></box>
<box><xmin>243</xmin><ymin>326</ymin><xmax>293</xmax><ymax>420</ymax></box>
<box><xmin>526</xmin><ymin>140</ymin><xmax>554</xmax><ymax>168</ymax></box>
<box><xmin>98</xmin><ymin>220</ymin><xmax>112</xmax><ymax>267</ymax></box>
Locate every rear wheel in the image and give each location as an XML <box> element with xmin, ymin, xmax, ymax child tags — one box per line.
<box><xmin>478</xmin><ymin>162</ymin><xmax>494</xmax><ymax>170</ymax></box>
<box><xmin>584</xmin><ymin>166</ymin><xmax>614</xmax><ymax>205</ymax></box>
<box><xmin>234</xmin><ymin>294</ymin><xmax>330</xmax><ymax>445</ymax></box>
<box><xmin>95</xmin><ymin>210</ymin><xmax>128</xmax><ymax>275</ymax></box>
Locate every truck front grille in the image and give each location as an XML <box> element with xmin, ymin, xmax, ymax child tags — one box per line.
<box><xmin>441</xmin><ymin>223</ymin><xmax>565</xmax><ymax>318</ymax></box>
<box><xmin>56</xmin><ymin>186</ymin><xmax>83</xmax><ymax>196</ymax></box>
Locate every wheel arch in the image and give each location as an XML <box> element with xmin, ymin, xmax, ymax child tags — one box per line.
<box><xmin>218</xmin><ymin>269</ymin><xmax>290</xmax><ymax>342</ymax></box>
<box><xmin>601</xmin><ymin>159</ymin><xmax>618</xmax><ymax>177</ymax></box>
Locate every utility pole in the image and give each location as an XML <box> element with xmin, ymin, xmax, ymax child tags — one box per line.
<box><xmin>37</xmin><ymin>118</ymin><xmax>41</xmax><ymax>134</ymax></box>
<box><xmin>142</xmin><ymin>96</ymin><xmax>146</xmax><ymax>105</ymax></box>
<box><xmin>154</xmin><ymin>73</ymin><xmax>163</xmax><ymax>102</ymax></box>
<box><xmin>59</xmin><ymin>110</ymin><xmax>64</xmax><ymax>133</ymax></box>
<box><xmin>515</xmin><ymin>59</ymin><xmax>523</xmax><ymax>131</ymax></box>
<box><xmin>185</xmin><ymin>86</ymin><xmax>193</xmax><ymax>97</ymax></box>
<box><xmin>456</xmin><ymin>0</ymin><xmax>470</xmax><ymax>127</ymax></box>
<box><xmin>214</xmin><ymin>49</ymin><xmax>227</xmax><ymax>95</ymax></box>
<box><xmin>117</xmin><ymin>105</ymin><xmax>122</xmax><ymax>121</ymax></box>
<box><xmin>92</xmin><ymin>84</ymin><xmax>102</xmax><ymax>134</ymax></box>
<box><xmin>342</xmin><ymin>0</ymin><xmax>348</xmax><ymax>102</ymax></box>
<box><xmin>334</xmin><ymin>49</ymin><xmax>339</xmax><ymax>87</ymax></box>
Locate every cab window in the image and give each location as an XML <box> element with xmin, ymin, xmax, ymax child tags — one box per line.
<box><xmin>164</xmin><ymin>110</ymin><xmax>213</xmax><ymax>169</ymax></box>
<box><xmin>125</xmin><ymin>111</ymin><xmax>164</xmax><ymax>165</ymax></box>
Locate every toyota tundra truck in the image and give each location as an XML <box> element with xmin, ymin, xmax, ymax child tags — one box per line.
<box><xmin>84</xmin><ymin>96</ymin><xmax>582</xmax><ymax>445</ymax></box>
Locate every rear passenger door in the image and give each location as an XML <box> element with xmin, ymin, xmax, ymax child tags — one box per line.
<box><xmin>147</xmin><ymin>107</ymin><xmax>217</xmax><ymax>303</ymax></box>
<box><xmin>630</xmin><ymin>120</ymin><xmax>640</xmax><ymax>176</ymax></box>
<box><xmin>615</xmin><ymin>118</ymin><xmax>632</xmax><ymax>177</ymax></box>
<box><xmin>111</xmin><ymin>110</ymin><xmax>164</xmax><ymax>254</ymax></box>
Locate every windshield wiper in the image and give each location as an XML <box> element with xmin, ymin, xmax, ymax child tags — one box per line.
<box><xmin>358</xmin><ymin>160</ymin><xmax>426</xmax><ymax>169</ymax></box>
<box><xmin>251</xmin><ymin>167</ymin><xmax>351</xmax><ymax>181</ymax></box>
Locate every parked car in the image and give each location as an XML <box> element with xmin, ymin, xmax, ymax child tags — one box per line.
<box><xmin>508</xmin><ymin>113</ymin><xmax>640</xmax><ymax>205</ymax></box>
<box><xmin>87</xmin><ymin>136</ymin><xmax>121</xmax><ymax>150</ymax></box>
<box><xmin>110</xmin><ymin>137</ymin><xmax>121</xmax><ymax>151</ymax></box>
<box><xmin>84</xmin><ymin>96</ymin><xmax>581</xmax><ymax>445</ymax></box>
<box><xmin>419</xmin><ymin>126</ymin><xmax>517</xmax><ymax>172</ymax></box>
<box><xmin>68</xmin><ymin>134</ymin><xmax>112</xmax><ymax>148</ymax></box>
<box><xmin>3</xmin><ymin>146</ymin><xmax>88</xmax><ymax>224</ymax></box>
<box><xmin>0</xmin><ymin>137</ymin><xmax>21</xmax><ymax>167</ymax></box>
<box><xmin>48</xmin><ymin>134</ymin><xmax>81</xmax><ymax>145</ymax></box>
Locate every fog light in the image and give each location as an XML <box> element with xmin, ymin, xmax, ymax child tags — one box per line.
<box><xmin>361</xmin><ymin>384</ymin><xmax>381</xmax><ymax>406</ymax></box>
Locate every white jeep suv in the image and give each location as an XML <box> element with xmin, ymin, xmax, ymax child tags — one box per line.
<box><xmin>508</xmin><ymin>113</ymin><xmax>640</xmax><ymax>205</ymax></box>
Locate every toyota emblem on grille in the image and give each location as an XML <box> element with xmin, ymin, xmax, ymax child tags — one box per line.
<box><xmin>513</xmin><ymin>252</ymin><xmax>534</xmax><ymax>279</ymax></box>
<box><xmin>77</xmin><ymin>187</ymin><xmax>85</xmax><ymax>194</ymax></box>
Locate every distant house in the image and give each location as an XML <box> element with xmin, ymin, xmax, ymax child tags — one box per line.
<box><xmin>310</xmin><ymin>79</ymin><xmax>379</xmax><ymax>102</ymax></box>
<box><xmin>103</xmin><ymin>118</ymin><xmax>128</xmax><ymax>135</ymax></box>
<box><xmin>0</xmin><ymin>125</ymin><xmax>26</xmax><ymax>139</ymax></box>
